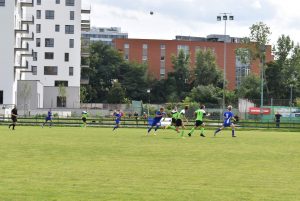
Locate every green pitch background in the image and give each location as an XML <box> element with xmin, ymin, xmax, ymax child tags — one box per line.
<box><xmin>0</xmin><ymin>126</ymin><xmax>299</xmax><ymax>201</ymax></box>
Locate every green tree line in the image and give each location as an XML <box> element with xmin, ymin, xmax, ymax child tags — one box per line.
<box><xmin>81</xmin><ymin>22</ymin><xmax>300</xmax><ymax>106</ymax></box>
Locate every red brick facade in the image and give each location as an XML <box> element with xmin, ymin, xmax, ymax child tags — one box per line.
<box><xmin>114</xmin><ymin>38</ymin><xmax>272</xmax><ymax>90</ymax></box>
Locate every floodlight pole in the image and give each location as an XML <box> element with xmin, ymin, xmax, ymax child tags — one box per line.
<box><xmin>217</xmin><ymin>13</ymin><xmax>234</xmax><ymax>115</ymax></box>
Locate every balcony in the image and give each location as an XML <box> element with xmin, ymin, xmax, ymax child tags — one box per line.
<box><xmin>14</xmin><ymin>42</ymin><xmax>29</xmax><ymax>52</ymax></box>
<box><xmin>21</xmin><ymin>15</ymin><xmax>34</xmax><ymax>26</ymax></box>
<box><xmin>14</xmin><ymin>60</ymin><xmax>29</xmax><ymax>69</ymax></box>
<box><xmin>81</xmin><ymin>9</ymin><xmax>91</xmax><ymax>14</ymax></box>
<box><xmin>81</xmin><ymin>24</ymin><xmax>90</xmax><ymax>32</ymax></box>
<box><xmin>80</xmin><ymin>77</ymin><xmax>89</xmax><ymax>85</ymax></box>
<box><xmin>81</xmin><ymin>64</ymin><xmax>89</xmax><ymax>68</ymax></box>
<box><xmin>15</xmin><ymin>24</ymin><xmax>29</xmax><ymax>34</ymax></box>
<box><xmin>81</xmin><ymin>19</ymin><xmax>90</xmax><ymax>24</ymax></box>
<box><xmin>81</xmin><ymin>52</ymin><xmax>90</xmax><ymax>57</ymax></box>
<box><xmin>20</xmin><ymin>0</ymin><xmax>34</xmax><ymax>7</ymax></box>
<box><xmin>21</xmin><ymin>32</ymin><xmax>34</xmax><ymax>42</ymax></box>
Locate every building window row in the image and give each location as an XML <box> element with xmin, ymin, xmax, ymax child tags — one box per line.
<box><xmin>36</xmin><ymin>38</ymin><xmax>74</xmax><ymax>48</ymax></box>
<box><xmin>36</xmin><ymin>24</ymin><xmax>74</xmax><ymax>34</ymax></box>
<box><xmin>36</xmin><ymin>0</ymin><xmax>74</xmax><ymax>6</ymax></box>
<box><xmin>36</xmin><ymin>10</ymin><xmax>74</xmax><ymax>20</ymax></box>
<box><xmin>32</xmin><ymin>66</ymin><xmax>74</xmax><ymax>76</ymax></box>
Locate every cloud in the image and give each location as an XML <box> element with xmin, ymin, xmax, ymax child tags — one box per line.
<box><xmin>83</xmin><ymin>0</ymin><xmax>300</xmax><ymax>45</ymax></box>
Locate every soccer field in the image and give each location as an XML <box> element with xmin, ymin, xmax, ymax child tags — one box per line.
<box><xmin>0</xmin><ymin>126</ymin><xmax>299</xmax><ymax>201</ymax></box>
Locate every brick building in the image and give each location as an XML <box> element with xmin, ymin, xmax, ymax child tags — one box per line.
<box><xmin>114</xmin><ymin>36</ymin><xmax>273</xmax><ymax>90</ymax></box>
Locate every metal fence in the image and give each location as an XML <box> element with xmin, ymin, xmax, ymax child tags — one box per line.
<box><xmin>1</xmin><ymin>116</ymin><xmax>299</xmax><ymax>130</ymax></box>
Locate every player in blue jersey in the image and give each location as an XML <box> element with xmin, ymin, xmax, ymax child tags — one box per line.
<box><xmin>42</xmin><ymin>109</ymin><xmax>53</xmax><ymax>128</ymax></box>
<box><xmin>147</xmin><ymin>107</ymin><xmax>166</xmax><ymax>135</ymax></box>
<box><xmin>113</xmin><ymin>110</ymin><xmax>122</xmax><ymax>131</ymax></box>
<box><xmin>214</xmin><ymin>105</ymin><xmax>237</xmax><ymax>137</ymax></box>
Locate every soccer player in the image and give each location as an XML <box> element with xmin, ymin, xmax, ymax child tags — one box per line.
<box><xmin>214</xmin><ymin>105</ymin><xmax>237</xmax><ymax>137</ymax></box>
<box><xmin>147</xmin><ymin>107</ymin><xmax>166</xmax><ymax>135</ymax></box>
<box><xmin>113</xmin><ymin>110</ymin><xmax>122</xmax><ymax>131</ymax></box>
<box><xmin>165</xmin><ymin>106</ymin><xmax>177</xmax><ymax>130</ymax></box>
<box><xmin>188</xmin><ymin>104</ymin><xmax>210</xmax><ymax>137</ymax></box>
<box><xmin>8</xmin><ymin>105</ymin><xmax>18</xmax><ymax>130</ymax></box>
<box><xmin>42</xmin><ymin>109</ymin><xmax>52</xmax><ymax>128</ymax></box>
<box><xmin>175</xmin><ymin>105</ymin><xmax>189</xmax><ymax>137</ymax></box>
<box><xmin>81</xmin><ymin>111</ymin><xmax>88</xmax><ymax>128</ymax></box>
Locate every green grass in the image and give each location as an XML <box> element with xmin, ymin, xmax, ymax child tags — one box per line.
<box><xmin>0</xmin><ymin>126</ymin><xmax>300</xmax><ymax>201</ymax></box>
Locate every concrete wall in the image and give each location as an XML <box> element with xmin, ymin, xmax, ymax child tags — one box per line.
<box><xmin>43</xmin><ymin>86</ymin><xmax>80</xmax><ymax>108</ymax></box>
<box><xmin>17</xmin><ymin>80</ymin><xmax>44</xmax><ymax>110</ymax></box>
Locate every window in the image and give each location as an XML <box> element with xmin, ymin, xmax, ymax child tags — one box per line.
<box><xmin>69</xmin><ymin>39</ymin><xmax>74</xmax><ymax>48</ymax></box>
<box><xmin>36</xmin><ymin>38</ymin><xmax>41</xmax><ymax>47</ymax></box>
<box><xmin>32</xmin><ymin>66</ymin><xmax>37</xmax><ymax>75</ymax></box>
<box><xmin>69</xmin><ymin>67</ymin><xmax>73</xmax><ymax>76</ymax></box>
<box><xmin>55</xmin><ymin>24</ymin><xmax>60</xmax><ymax>32</ymax></box>
<box><xmin>56</xmin><ymin>0</ymin><xmax>60</xmax><ymax>4</ymax></box>
<box><xmin>45</xmin><ymin>52</ymin><xmax>54</xmax><ymax>59</ymax></box>
<box><xmin>36</xmin><ymin>24</ymin><xmax>41</xmax><ymax>33</ymax></box>
<box><xmin>65</xmin><ymin>0</ymin><xmax>74</xmax><ymax>6</ymax></box>
<box><xmin>44</xmin><ymin>66</ymin><xmax>57</xmax><ymax>75</ymax></box>
<box><xmin>45</xmin><ymin>38</ymin><xmax>54</xmax><ymax>47</ymax></box>
<box><xmin>36</xmin><ymin>10</ymin><xmax>41</xmax><ymax>19</ymax></box>
<box><xmin>57</xmin><ymin>96</ymin><xmax>66</xmax><ymax>107</ymax></box>
<box><xmin>55</xmin><ymin>81</ymin><xmax>68</xmax><ymax>87</ymax></box>
<box><xmin>65</xmin><ymin>25</ymin><xmax>74</xmax><ymax>34</ymax></box>
<box><xmin>0</xmin><ymin>0</ymin><xmax>5</xmax><ymax>6</ymax></box>
<box><xmin>0</xmin><ymin>91</ymin><xmax>3</xmax><ymax>104</ymax></box>
<box><xmin>142</xmin><ymin>44</ymin><xmax>148</xmax><ymax>61</ymax></box>
<box><xmin>45</xmin><ymin>10</ymin><xmax>55</xmax><ymax>19</ymax></box>
<box><xmin>33</xmin><ymin>52</ymin><xmax>37</xmax><ymax>61</ymax></box>
<box><xmin>70</xmin><ymin>11</ymin><xmax>74</xmax><ymax>20</ymax></box>
<box><xmin>64</xmin><ymin>53</ymin><xmax>69</xmax><ymax>62</ymax></box>
<box><xmin>124</xmin><ymin>43</ymin><xmax>129</xmax><ymax>60</ymax></box>
<box><xmin>37</xmin><ymin>0</ymin><xmax>41</xmax><ymax>5</ymax></box>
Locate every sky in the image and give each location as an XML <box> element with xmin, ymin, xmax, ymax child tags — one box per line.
<box><xmin>82</xmin><ymin>0</ymin><xmax>300</xmax><ymax>46</ymax></box>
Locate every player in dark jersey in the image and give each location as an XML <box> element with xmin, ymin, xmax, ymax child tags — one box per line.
<box><xmin>8</xmin><ymin>106</ymin><xmax>18</xmax><ymax>130</ymax></box>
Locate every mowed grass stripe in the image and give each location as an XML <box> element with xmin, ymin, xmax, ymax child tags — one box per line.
<box><xmin>0</xmin><ymin>126</ymin><xmax>299</xmax><ymax>201</ymax></box>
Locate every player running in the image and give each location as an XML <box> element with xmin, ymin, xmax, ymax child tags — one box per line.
<box><xmin>188</xmin><ymin>104</ymin><xmax>210</xmax><ymax>137</ymax></box>
<box><xmin>81</xmin><ymin>111</ymin><xmax>88</xmax><ymax>128</ymax></box>
<box><xmin>147</xmin><ymin>107</ymin><xmax>166</xmax><ymax>135</ymax></box>
<box><xmin>175</xmin><ymin>105</ymin><xmax>189</xmax><ymax>137</ymax></box>
<box><xmin>42</xmin><ymin>109</ymin><xmax>52</xmax><ymax>128</ymax></box>
<box><xmin>165</xmin><ymin>106</ymin><xmax>177</xmax><ymax>130</ymax></box>
<box><xmin>113</xmin><ymin>110</ymin><xmax>122</xmax><ymax>131</ymax></box>
<box><xmin>214</xmin><ymin>105</ymin><xmax>237</xmax><ymax>137</ymax></box>
<box><xmin>8</xmin><ymin>105</ymin><xmax>18</xmax><ymax>130</ymax></box>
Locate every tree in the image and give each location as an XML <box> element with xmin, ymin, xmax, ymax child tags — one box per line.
<box><xmin>107</xmin><ymin>82</ymin><xmax>126</xmax><ymax>103</ymax></box>
<box><xmin>193</xmin><ymin>49</ymin><xmax>223</xmax><ymax>88</ymax></box>
<box><xmin>266</xmin><ymin>35</ymin><xmax>299</xmax><ymax>100</ymax></box>
<box><xmin>236</xmin><ymin>74</ymin><xmax>261</xmax><ymax>100</ymax></box>
<box><xmin>188</xmin><ymin>85</ymin><xmax>222</xmax><ymax>106</ymax></box>
<box><xmin>236</xmin><ymin>22</ymin><xmax>271</xmax><ymax>101</ymax></box>
<box><xmin>118</xmin><ymin>62</ymin><xmax>149</xmax><ymax>102</ymax></box>
<box><xmin>169</xmin><ymin>49</ymin><xmax>191</xmax><ymax>100</ymax></box>
<box><xmin>85</xmin><ymin>41</ymin><xmax>124</xmax><ymax>102</ymax></box>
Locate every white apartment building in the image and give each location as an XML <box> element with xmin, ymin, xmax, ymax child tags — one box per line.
<box><xmin>0</xmin><ymin>0</ymin><xmax>88</xmax><ymax>110</ymax></box>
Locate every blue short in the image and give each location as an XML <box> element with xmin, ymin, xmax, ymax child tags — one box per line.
<box><xmin>116</xmin><ymin>120</ymin><xmax>120</xmax><ymax>124</ymax></box>
<box><xmin>46</xmin><ymin>117</ymin><xmax>52</xmax><ymax>121</ymax></box>
<box><xmin>223</xmin><ymin>122</ymin><xmax>232</xmax><ymax>127</ymax></box>
<box><xmin>151</xmin><ymin>120</ymin><xmax>160</xmax><ymax>127</ymax></box>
